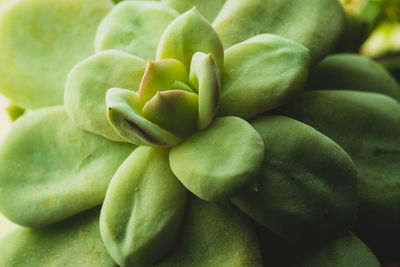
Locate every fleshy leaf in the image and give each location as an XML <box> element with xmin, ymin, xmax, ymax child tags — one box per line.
<box><xmin>155</xmin><ymin>196</ymin><xmax>263</xmax><ymax>266</ymax></box>
<box><xmin>218</xmin><ymin>34</ymin><xmax>309</xmax><ymax>119</ymax></box>
<box><xmin>96</xmin><ymin>1</ymin><xmax>178</xmax><ymax>60</ymax></box>
<box><xmin>213</xmin><ymin>0</ymin><xmax>345</xmax><ymax>64</ymax></box>
<box><xmin>306</xmin><ymin>54</ymin><xmax>400</xmax><ymax>101</ymax></box>
<box><xmin>138</xmin><ymin>59</ymin><xmax>188</xmax><ymax>106</ymax></box>
<box><xmin>0</xmin><ymin>107</ymin><xmax>135</xmax><ymax>227</ymax></box>
<box><xmin>232</xmin><ymin>115</ymin><xmax>358</xmax><ymax>243</ymax></box>
<box><xmin>0</xmin><ymin>0</ymin><xmax>113</xmax><ymax>109</ymax></box>
<box><xmin>142</xmin><ymin>90</ymin><xmax>199</xmax><ymax>137</ymax></box>
<box><xmin>169</xmin><ymin>116</ymin><xmax>264</xmax><ymax>201</ymax></box>
<box><xmin>277</xmin><ymin>90</ymin><xmax>400</xmax><ymax>240</ymax></box>
<box><xmin>100</xmin><ymin>146</ymin><xmax>187</xmax><ymax>266</ymax></box>
<box><xmin>259</xmin><ymin>229</ymin><xmax>380</xmax><ymax>267</ymax></box>
<box><xmin>65</xmin><ymin>50</ymin><xmax>147</xmax><ymax>142</ymax></box>
<box><xmin>156</xmin><ymin>7</ymin><xmax>224</xmax><ymax>72</ymax></box>
<box><xmin>162</xmin><ymin>0</ymin><xmax>226</xmax><ymax>23</ymax></box>
<box><xmin>107</xmin><ymin>88</ymin><xmax>181</xmax><ymax>146</ymax></box>
<box><xmin>189</xmin><ymin>52</ymin><xmax>220</xmax><ymax>130</ymax></box>
<box><xmin>0</xmin><ymin>208</ymin><xmax>118</xmax><ymax>267</ymax></box>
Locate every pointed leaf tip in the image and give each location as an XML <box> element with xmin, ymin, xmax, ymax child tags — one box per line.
<box><xmin>106</xmin><ymin>88</ymin><xmax>181</xmax><ymax>147</ymax></box>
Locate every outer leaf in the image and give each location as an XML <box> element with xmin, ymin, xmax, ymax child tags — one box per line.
<box><xmin>65</xmin><ymin>50</ymin><xmax>146</xmax><ymax>142</ymax></box>
<box><xmin>156</xmin><ymin>7</ymin><xmax>224</xmax><ymax>72</ymax></box>
<box><xmin>189</xmin><ymin>52</ymin><xmax>220</xmax><ymax>130</ymax></box>
<box><xmin>0</xmin><ymin>107</ymin><xmax>135</xmax><ymax>227</ymax></box>
<box><xmin>218</xmin><ymin>34</ymin><xmax>309</xmax><ymax>119</ymax></box>
<box><xmin>306</xmin><ymin>54</ymin><xmax>400</xmax><ymax>101</ymax></box>
<box><xmin>162</xmin><ymin>0</ymin><xmax>226</xmax><ymax>22</ymax></box>
<box><xmin>213</xmin><ymin>0</ymin><xmax>345</xmax><ymax>64</ymax></box>
<box><xmin>0</xmin><ymin>0</ymin><xmax>113</xmax><ymax>109</ymax></box>
<box><xmin>142</xmin><ymin>90</ymin><xmax>199</xmax><ymax>137</ymax></box>
<box><xmin>0</xmin><ymin>208</ymin><xmax>118</xmax><ymax>267</ymax></box>
<box><xmin>155</xmin><ymin>196</ymin><xmax>263</xmax><ymax>267</ymax></box>
<box><xmin>96</xmin><ymin>1</ymin><xmax>178</xmax><ymax>60</ymax></box>
<box><xmin>232</xmin><ymin>115</ymin><xmax>358</xmax><ymax>243</ymax></box>
<box><xmin>100</xmin><ymin>146</ymin><xmax>187</xmax><ymax>266</ymax></box>
<box><xmin>259</xmin><ymin>229</ymin><xmax>380</xmax><ymax>267</ymax></box>
<box><xmin>138</xmin><ymin>59</ymin><xmax>188</xmax><ymax>105</ymax></box>
<box><xmin>107</xmin><ymin>88</ymin><xmax>181</xmax><ymax>146</ymax></box>
<box><xmin>170</xmin><ymin>116</ymin><xmax>264</xmax><ymax>201</ymax></box>
<box><xmin>277</xmin><ymin>90</ymin><xmax>400</xmax><ymax>240</ymax></box>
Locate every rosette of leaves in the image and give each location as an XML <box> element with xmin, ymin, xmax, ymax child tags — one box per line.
<box><xmin>0</xmin><ymin>0</ymin><xmax>378</xmax><ymax>266</ymax></box>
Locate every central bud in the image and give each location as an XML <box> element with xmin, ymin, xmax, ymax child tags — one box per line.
<box><xmin>106</xmin><ymin>52</ymin><xmax>221</xmax><ymax>147</ymax></box>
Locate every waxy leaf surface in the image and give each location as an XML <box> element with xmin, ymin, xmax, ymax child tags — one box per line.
<box><xmin>170</xmin><ymin>116</ymin><xmax>264</xmax><ymax>201</ymax></box>
<box><xmin>218</xmin><ymin>34</ymin><xmax>309</xmax><ymax>119</ymax></box>
<box><xmin>65</xmin><ymin>50</ymin><xmax>146</xmax><ymax>141</ymax></box>
<box><xmin>0</xmin><ymin>0</ymin><xmax>112</xmax><ymax>109</ymax></box>
<box><xmin>156</xmin><ymin>8</ymin><xmax>224</xmax><ymax>72</ymax></box>
<box><xmin>155</xmin><ymin>197</ymin><xmax>263</xmax><ymax>267</ymax></box>
<box><xmin>232</xmin><ymin>115</ymin><xmax>358</xmax><ymax>243</ymax></box>
<box><xmin>259</xmin><ymin>229</ymin><xmax>380</xmax><ymax>267</ymax></box>
<box><xmin>306</xmin><ymin>54</ymin><xmax>400</xmax><ymax>101</ymax></box>
<box><xmin>100</xmin><ymin>146</ymin><xmax>187</xmax><ymax>266</ymax></box>
<box><xmin>162</xmin><ymin>0</ymin><xmax>226</xmax><ymax>22</ymax></box>
<box><xmin>0</xmin><ymin>208</ymin><xmax>117</xmax><ymax>267</ymax></box>
<box><xmin>96</xmin><ymin>1</ymin><xmax>178</xmax><ymax>60</ymax></box>
<box><xmin>278</xmin><ymin>90</ymin><xmax>400</xmax><ymax>239</ymax></box>
<box><xmin>213</xmin><ymin>0</ymin><xmax>345</xmax><ymax>64</ymax></box>
<box><xmin>0</xmin><ymin>107</ymin><xmax>135</xmax><ymax>227</ymax></box>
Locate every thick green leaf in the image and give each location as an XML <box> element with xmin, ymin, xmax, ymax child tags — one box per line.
<box><xmin>0</xmin><ymin>0</ymin><xmax>112</xmax><ymax>109</ymax></box>
<box><xmin>100</xmin><ymin>146</ymin><xmax>187</xmax><ymax>266</ymax></box>
<box><xmin>0</xmin><ymin>107</ymin><xmax>135</xmax><ymax>227</ymax></box>
<box><xmin>306</xmin><ymin>54</ymin><xmax>400</xmax><ymax>101</ymax></box>
<box><xmin>232</xmin><ymin>115</ymin><xmax>358</xmax><ymax>243</ymax></box>
<box><xmin>170</xmin><ymin>116</ymin><xmax>264</xmax><ymax>201</ymax></box>
<box><xmin>107</xmin><ymin>88</ymin><xmax>181</xmax><ymax>146</ymax></box>
<box><xmin>142</xmin><ymin>90</ymin><xmax>199</xmax><ymax>137</ymax></box>
<box><xmin>189</xmin><ymin>52</ymin><xmax>220</xmax><ymax>130</ymax></box>
<box><xmin>162</xmin><ymin>0</ymin><xmax>226</xmax><ymax>22</ymax></box>
<box><xmin>218</xmin><ymin>34</ymin><xmax>309</xmax><ymax>119</ymax></box>
<box><xmin>65</xmin><ymin>50</ymin><xmax>147</xmax><ymax>142</ymax></box>
<box><xmin>213</xmin><ymin>0</ymin><xmax>345</xmax><ymax>64</ymax></box>
<box><xmin>155</xmin><ymin>196</ymin><xmax>263</xmax><ymax>267</ymax></box>
<box><xmin>0</xmin><ymin>208</ymin><xmax>117</xmax><ymax>266</ymax></box>
<box><xmin>156</xmin><ymin>7</ymin><xmax>224</xmax><ymax>72</ymax></box>
<box><xmin>259</xmin><ymin>228</ymin><xmax>380</xmax><ymax>267</ymax></box>
<box><xmin>96</xmin><ymin>1</ymin><xmax>178</xmax><ymax>60</ymax></box>
<box><xmin>138</xmin><ymin>59</ymin><xmax>188</xmax><ymax>106</ymax></box>
<box><xmin>277</xmin><ymin>90</ymin><xmax>400</xmax><ymax>239</ymax></box>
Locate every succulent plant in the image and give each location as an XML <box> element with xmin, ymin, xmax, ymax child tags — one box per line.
<box><xmin>0</xmin><ymin>0</ymin><xmax>397</xmax><ymax>266</ymax></box>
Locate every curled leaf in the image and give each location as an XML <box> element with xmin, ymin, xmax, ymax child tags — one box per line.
<box><xmin>156</xmin><ymin>7</ymin><xmax>224</xmax><ymax>72</ymax></box>
<box><xmin>96</xmin><ymin>1</ymin><xmax>178</xmax><ymax>60</ymax></box>
<box><xmin>138</xmin><ymin>59</ymin><xmax>188</xmax><ymax>106</ymax></box>
<box><xmin>0</xmin><ymin>107</ymin><xmax>135</xmax><ymax>227</ymax></box>
<box><xmin>218</xmin><ymin>34</ymin><xmax>309</xmax><ymax>119</ymax></box>
<box><xmin>170</xmin><ymin>116</ymin><xmax>264</xmax><ymax>201</ymax></box>
<box><xmin>100</xmin><ymin>147</ymin><xmax>187</xmax><ymax>266</ymax></box>
<box><xmin>107</xmin><ymin>87</ymin><xmax>181</xmax><ymax>146</ymax></box>
<box><xmin>142</xmin><ymin>90</ymin><xmax>199</xmax><ymax>137</ymax></box>
<box><xmin>65</xmin><ymin>50</ymin><xmax>146</xmax><ymax>141</ymax></box>
<box><xmin>189</xmin><ymin>52</ymin><xmax>220</xmax><ymax>130</ymax></box>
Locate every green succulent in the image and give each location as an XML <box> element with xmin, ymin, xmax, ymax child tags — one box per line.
<box><xmin>0</xmin><ymin>0</ymin><xmax>391</xmax><ymax>266</ymax></box>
